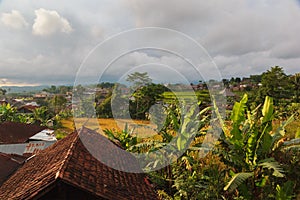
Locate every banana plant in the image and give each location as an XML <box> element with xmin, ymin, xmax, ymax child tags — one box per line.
<box><xmin>0</xmin><ymin>103</ymin><xmax>17</xmax><ymax>122</ymax></box>
<box><xmin>103</xmin><ymin>123</ymin><xmax>137</xmax><ymax>150</ymax></box>
<box><xmin>220</xmin><ymin>94</ymin><xmax>295</xmax><ymax>197</ymax></box>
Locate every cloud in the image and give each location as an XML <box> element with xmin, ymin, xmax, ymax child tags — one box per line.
<box><xmin>126</xmin><ymin>0</ymin><xmax>300</xmax><ymax>58</ymax></box>
<box><xmin>123</xmin><ymin>0</ymin><xmax>300</xmax><ymax>79</ymax></box>
<box><xmin>1</xmin><ymin>10</ymin><xmax>28</xmax><ymax>29</ymax></box>
<box><xmin>32</xmin><ymin>8</ymin><xmax>73</xmax><ymax>36</ymax></box>
<box><xmin>0</xmin><ymin>78</ymin><xmax>39</xmax><ymax>86</ymax></box>
<box><xmin>0</xmin><ymin>0</ymin><xmax>300</xmax><ymax>85</ymax></box>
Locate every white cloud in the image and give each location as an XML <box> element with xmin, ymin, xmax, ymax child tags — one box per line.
<box><xmin>32</xmin><ymin>8</ymin><xmax>73</xmax><ymax>36</ymax></box>
<box><xmin>0</xmin><ymin>78</ymin><xmax>39</xmax><ymax>86</ymax></box>
<box><xmin>1</xmin><ymin>10</ymin><xmax>28</xmax><ymax>30</ymax></box>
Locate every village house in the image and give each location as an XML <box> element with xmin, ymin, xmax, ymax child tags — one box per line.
<box><xmin>34</xmin><ymin>91</ymin><xmax>52</xmax><ymax>99</ymax></box>
<box><xmin>0</xmin><ymin>122</ymin><xmax>57</xmax><ymax>156</ymax></box>
<box><xmin>17</xmin><ymin>104</ymin><xmax>39</xmax><ymax>113</ymax></box>
<box><xmin>0</xmin><ymin>98</ymin><xmax>9</xmax><ymax>105</ymax></box>
<box><xmin>0</xmin><ymin>127</ymin><xmax>157</xmax><ymax>200</ymax></box>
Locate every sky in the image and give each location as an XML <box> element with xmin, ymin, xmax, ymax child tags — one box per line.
<box><xmin>1</xmin><ymin>0</ymin><xmax>300</xmax><ymax>86</ymax></box>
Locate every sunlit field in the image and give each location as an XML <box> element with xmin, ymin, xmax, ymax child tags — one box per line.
<box><xmin>58</xmin><ymin>118</ymin><xmax>157</xmax><ymax>139</ymax></box>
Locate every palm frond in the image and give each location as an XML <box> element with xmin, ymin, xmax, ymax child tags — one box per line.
<box><xmin>258</xmin><ymin>160</ymin><xmax>285</xmax><ymax>177</ymax></box>
<box><xmin>276</xmin><ymin>181</ymin><xmax>294</xmax><ymax>200</ymax></box>
<box><xmin>224</xmin><ymin>172</ymin><xmax>253</xmax><ymax>192</ymax></box>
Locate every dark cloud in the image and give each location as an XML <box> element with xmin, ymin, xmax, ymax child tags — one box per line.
<box><xmin>0</xmin><ymin>0</ymin><xmax>300</xmax><ymax>86</ymax></box>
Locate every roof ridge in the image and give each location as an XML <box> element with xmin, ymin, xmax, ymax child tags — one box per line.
<box><xmin>55</xmin><ymin>130</ymin><xmax>80</xmax><ymax>180</ymax></box>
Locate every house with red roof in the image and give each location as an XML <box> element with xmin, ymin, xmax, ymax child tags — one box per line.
<box><xmin>0</xmin><ymin>122</ymin><xmax>57</xmax><ymax>156</ymax></box>
<box><xmin>0</xmin><ymin>127</ymin><xmax>157</xmax><ymax>200</ymax></box>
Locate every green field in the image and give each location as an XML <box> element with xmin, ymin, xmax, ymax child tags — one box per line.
<box><xmin>162</xmin><ymin>90</ymin><xmax>211</xmax><ymax>104</ymax></box>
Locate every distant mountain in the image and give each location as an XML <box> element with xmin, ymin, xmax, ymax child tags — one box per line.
<box><xmin>0</xmin><ymin>86</ymin><xmax>49</xmax><ymax>94</ymax></box>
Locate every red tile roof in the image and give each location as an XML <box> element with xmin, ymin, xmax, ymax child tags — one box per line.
<box><xmin>0</xmin><ymin>127</ymin><xmax>157</xmax><ymax>200</ymax></box>
<box><xmin>0</xmin><ymin>153</ymin><xmax>27</xmax><ymax>185</ymax></box>
<box><xmin>17</xmin><ymin>105</ymin><xmax>39</xmax><ymax>112</ymax></box>
<box><xmin>0</xmin><ymin>122</ymin><xmax>45</xmax><ymax>144</ymax></box>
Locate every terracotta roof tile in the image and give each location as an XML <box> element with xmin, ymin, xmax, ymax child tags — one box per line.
<box><xmin>0</xmin><ymin>153</ymin><xmax>27</xmax><ymax>185</ymax></box>
<box><xmin>0</xmin><ymin>122</ymin><xmax>46</xmax><ymax>144</ymax></box>
<box><xmin>17</xmin><ymin>105</ymin><xmax>39</xmax><ymax>111</ymax></box>
<box><xmin>0</xmin><ymin>127</ymin><xmax>157</xmax><ymax>200</ymax></box>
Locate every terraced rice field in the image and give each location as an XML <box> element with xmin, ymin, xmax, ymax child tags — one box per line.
<box><xmin>59</xmin><ymin>118</ymin><xmax>157</xmax><ymax>139</ymax></box>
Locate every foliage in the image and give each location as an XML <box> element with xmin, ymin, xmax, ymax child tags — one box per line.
<box><xmin>223</xmin><ymin>172</ymin><xmax>253</xmax><ymax>192</ymax></box>
<box><xmin>129</xmin><ymin>83</ymin><xmax>169</xmax><ymax>120</ymax></box>
<box><xmin>96</xmin><ymin>93</ymin><xmax>113</xmax><ymax>118</ymax></box>
<box><xmin>96</xmin><ymin>82</ymin><xmax>169</xmax><ymax>121</ymax></box>
<box><xmin>290</xmin><ymin>73</ymin><xmax>300</xmax><ymax>103</ymax></box>
<box><xmin>33</xmin><ymin>106</ymin><xmax>52</xmax><ymax>125</ymax></box>
<box><xmin>42</xmin><ymin>85</ymin><xmax>72</xmax><ymax>94</ymax></box>
<box><xmin>126</xmin><ymin>71</ymin><xmax>152</xmax><ymax>88</ymax></box>
<box><xmin>73</xmin><ymin>95</ymin><xmax>96</xmax><ymax>118</ymax></box>
<box><xmin>219</xmin><ymin>94</ymin><xmax>299</xmax><ymax>199</ymax></box>
<box><xmin>0</xmin><ymin>88</ymin><xmax>7</xmax><ymax>96</ymax></box>
<box><xmin>0</xmin><ymin>103</ymin><xmax>61</xmax><ymax>128</ymax></box>
<box><xmin>275</xmin><ymin>181</ymin><xmax>294</xmax><ymax>200</ymax></box>
<box><xmin>0</xmin><ymin>103</ymin><xmax>17</xmax><ymax>122</ymax></box>
<box><xmin>103</xmin><ymin>124</ymin><xmax>137</xmax><ymax>149</ymax></box>
<box><xmin>102</xmin><ymin>94</ymin><xmax>300</xmax><ymax>199</ymax></box>
<box><xmin>257</xmin><ymin>66</ymin><xmax>293</xmax><ymax>104</ymax></box>
<box><xmin>49</xmin><ymin>95</ymin><xmax>67</xmax><ymax>114</ymax></box>
<box><xmin>96</xmin><ymin>82</ymin><xmax>115</xmax><ymax>89</ymax></box>
<box><xmin>54</xmin><ymin>129</ymin><xmax>69</xmax><ymax>140</ymax></box>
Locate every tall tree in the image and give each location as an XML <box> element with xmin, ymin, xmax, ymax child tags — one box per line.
<box><xmin>49</xmin><ymin>95</ymin><xmax>67</xmax><ymax>114</ymax></box>
<box><xmin>257</xmin><ymin>66</ymin><xmax>292</xmax><ymax>104</ymax></box>
<box><xmin>235</xmin><ymin>77</ymin><xmax>241</xmax><ymax>83</ymax></box>
<box><xmin>130</xmin><ymin>83</ymin><xmax>168</xmax><ymax>119</ymax></box>
<box><xmin>250</xmin><ymin>74</ymin><xmax>262</xmax><ymax>83</ymax></box>
<box><xmin>0</xmin><ymin>88</ymin><xmax>7</xmax><ymax>96</ymax></box>
<box><xmin>126</xmin><ymin>72</ymin><xmax>152</xmax><ymax>88</ymax></box>
<box><xmin>291</xmin><ymin>73</ymin><xmax>300</xmax><ymax>102</ymax></box>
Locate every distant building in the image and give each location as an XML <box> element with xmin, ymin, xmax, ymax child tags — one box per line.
<box><xmin>0</xmin><ymin>99</ymin><xmax>8</xmax><ymax>105</ymax></box>
<box><xmin>17</xmin><ymin>105</ymin><xmax>39</xmax><ymax>113</ymax></box>
<box><xmin>120</xmin><ymin>87</ymin><xmax>130</xmax><ymax>95</ymax></box>
<box><xmin>0</xmin><ymin>127</ymin><xmax>157</xmax><ymax>200</ymax></box>
<box><xmin>0</xmin><ymin>122</ymin><xmax>56</xmax><ymax>156</ymax></box>
<box><xmin>191</xmin><ymin>83</ymin><xmax>206</xmax><ymax>91</ymax></box>
<box><xmin>34</xmin><ymin>92</ymin><xmax>51</xmax><ymax>99</ymax></box>
<box><xmin>219</xmin><ymin>88</ymin><xmax>236</xmax><ymax>97</ymax></box>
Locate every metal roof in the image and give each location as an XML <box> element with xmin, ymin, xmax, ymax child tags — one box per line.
<box><xmin>29</xmin><ymin>129</ymin><xmax>56</xmax><ymax>142</ymax></box>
